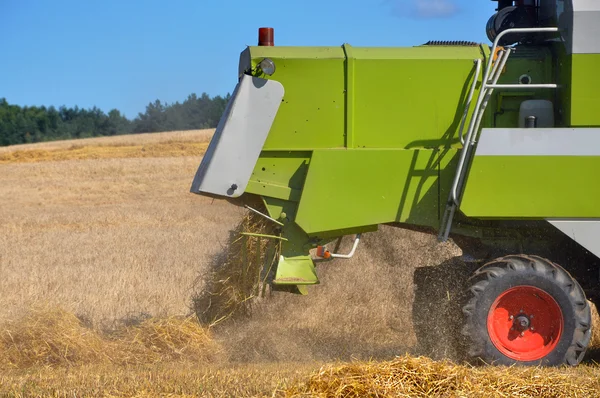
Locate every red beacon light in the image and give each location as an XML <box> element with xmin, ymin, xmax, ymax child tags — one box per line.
<box><xmin>258</xmin><ymin>27</ymin><xmax>274</xmax><ymax>46</ymax></box>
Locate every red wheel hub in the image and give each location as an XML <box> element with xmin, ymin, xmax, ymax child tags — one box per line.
<box><xmin>487</xmin><ymin>285</ymin><xmax>563</xmax><ymax>361</ymax></box>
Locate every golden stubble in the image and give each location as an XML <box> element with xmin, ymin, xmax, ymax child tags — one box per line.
<box><xmin>0</xmin><ymin>130</ymin><xmax>598</xmax><ymax>397</ymax></box>
<box><xmin>0</xmin><ymin>132</ymin><xmax>241</xmax><ymax>327</ymax></box>
<box><xmin>0</xmin><ymin>129</ymin><xmax>214</xmax><ymax>153</ymax></box>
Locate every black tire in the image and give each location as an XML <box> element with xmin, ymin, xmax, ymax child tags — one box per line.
<box><xmin>461</xmin><ymin>254</ymin><xmax>592</xmax><ymax>366</ymax></box>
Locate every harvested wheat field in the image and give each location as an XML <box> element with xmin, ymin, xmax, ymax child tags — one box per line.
<box><xmin>0</xmin><ymin>129</ymin><xmax>599</xmax><ymax>397</ymax></box>
<box><xmin>0</xmin><ymin>129</ymin><xmax>214</xmax><ymax>164</ymax></box>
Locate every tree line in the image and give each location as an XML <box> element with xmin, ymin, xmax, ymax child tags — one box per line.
<box><xmin>0</xmin><ymin>92</ymin><xmax>230</xmax><ymax>146</ymax></box>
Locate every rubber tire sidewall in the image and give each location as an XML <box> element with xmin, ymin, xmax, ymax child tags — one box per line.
<box><xmin>469</xmin><ymin>268</ymin><xmax>578</xmax><ymax>366</ymax></box>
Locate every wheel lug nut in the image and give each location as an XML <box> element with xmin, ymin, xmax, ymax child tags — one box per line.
<box><xmin>530</xmin><ymin>314</ymin><xmax>534</xmax><ymax>319</ymax></box>
<box><xmin>509</xmin><ymin>315</ymin><xmax>514</xmax><ymax>320</ymax></box>
<box><xmin>531</xmin><ymin>327</ymin><xmax>535</xmax><ymax>331</ymax></box>
<box><xmin>520</xmin><ymin>309</ymin><xmax>524</xmax><ymax>313</ymax></box>
<box><xmin>520</xmin><ymin>332</ymin><xmax>525</xmax><ymax>337</ymax></box>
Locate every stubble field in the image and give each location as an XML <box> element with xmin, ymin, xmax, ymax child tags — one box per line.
<box><xmin>0</xmin><ymin>129</ymin><xmax>599</xmax><ymax>397</ymax></box>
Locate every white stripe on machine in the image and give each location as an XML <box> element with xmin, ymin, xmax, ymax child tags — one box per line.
<box><xmin>475</xmin><ymin>128</ymin><xmax>600</xmax><ymax>156</ymax></box>
<box><xmin>547</xmin><ymin>219</ymin><xmax>600</xmax><ymax>260</ymax></box>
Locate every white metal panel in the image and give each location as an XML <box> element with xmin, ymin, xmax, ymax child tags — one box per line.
<box><xmin>561</xmin><ymin>0</ymin><xmax>600</xmax><ymax>54</ymax></box>
<box><xmin>190</xmin><ymin>74</ymin><xmax>284</xmax><ymax>198</ymax></box>
<box><xmin>475</xmin><ymin>128</ymin><xmax>600</xmax><ymax>156</ymax></box>
<box><xmin>547</xmin><ymin>219</ymin><xmax>600</xmax><ymax>260</ymax></box>
<box><xmin>571</xmin><ymin>0</ymin><xmax>600</xmax><ymax>11</ymax></box>
<box><xmin>572</xmin><ymin>11</ymin><xmax>600</xmax><ymax>54</ymax></box>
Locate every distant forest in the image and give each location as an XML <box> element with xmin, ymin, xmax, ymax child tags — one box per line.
<box><xmin>0</xmin><ymin>93</ymin><xmax>230</xmax><ymax>146</ymax></box>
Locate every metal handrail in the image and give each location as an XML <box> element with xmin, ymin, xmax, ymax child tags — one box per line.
<box><xmin>459</xmin><ymin>59</ymin><xmax>482</xmax><ymax>145</ymax></box>
<box><xmin>467</xmin><ymin>47</ymin><xmax>512</xmax><ymax>148</ymax></box>
<box><xmin>451</xmin><ymin>28</ymin><xmax>560</xmax><ymax>204</ymax></box>
<box><xmin>438</xmin><ymin>26</ymin><xmax>561</xmax><ymax>242</ymax></box>
<box><xmin>481</xmin><ymin>28</ymin><xmax>560</xmax><ymax>93</ymax></box>
<box><xmin>438</xmin><ymin>49</ymin><xmax>509</xmax><ymax>242</ymax></box>
<box><xmin>486</xmin><ymin>27</ymin><xmax>559</xmax><ymax>80</ymax></box>
<box><xmin>450</xmin><ymin>48</ymin><xmax>510</xmax><ymax>204</ymax></box>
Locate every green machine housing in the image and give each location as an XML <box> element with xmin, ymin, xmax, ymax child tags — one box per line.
<box><xmin>191</xmin><ymin>0</ymin><xmax>600</xmax><ymax>367</ymax></box>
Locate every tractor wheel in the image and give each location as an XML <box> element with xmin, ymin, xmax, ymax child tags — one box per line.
<box><xmin>461</xmin><ymin>254</ymin><xmax>592</xmax><ymax>366</ymax></box>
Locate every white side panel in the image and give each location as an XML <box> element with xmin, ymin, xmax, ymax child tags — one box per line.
<box><xmin>190</xmin><ymin>75</ymin><xmax>284</xmax><ymax>198</ymax></box>
<box><xmin>475</xmin><ymin>128</ymin><xmax>600</xmax><ymax>156</ymax></box>
<box><xmin>561</xmin><ymin>0</ymin><xmax>600</xmax><ymax>54</ymax></box>
<box><xmin>572</xmin><ymin>10</ymin><xmax>600</xmax><ymax>54</ymax></box>
<box><xmin>547</xmin><ymin>219</ymin><xmax>600</xmax><ymax>260</ymax></box>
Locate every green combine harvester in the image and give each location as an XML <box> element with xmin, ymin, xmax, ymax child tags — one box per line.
<box><xmin>191</xmin><ymin>0</ymin><xmax>600</xmax><ymax>367</ymax></box>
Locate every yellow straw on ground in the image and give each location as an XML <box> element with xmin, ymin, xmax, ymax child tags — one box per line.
<box><xmin>286</xmin><ymin>355</ymin><xmax>600</xmax><ymax>398</ymax></box>
<box><xmin>0</xmin><ymin>305</ymin><xmax>220</xmax><ymax>369</ymax></box>
<box><xmin>192</xmin><ymin>204</ymin><xmax>281</xmax><ymax>326</ymax></box>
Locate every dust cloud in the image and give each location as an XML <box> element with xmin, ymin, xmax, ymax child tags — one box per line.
<box><xmin>204</xmin><ymin>225</ymin><xmax>477</xmax><ymax>364</ymax></box>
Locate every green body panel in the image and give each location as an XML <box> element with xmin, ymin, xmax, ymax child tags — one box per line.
<box><xmin>295</xmin><ymin>148</ymin><xmax>457</xmax><ymax>235</ymax></box>
<box><xmin>541</xmin><ymin>47</ymin><xmax>600</xmax><ymax>127</ymax></box>
<box><xmin>247</xmin><ymin>44</ymin><xmax>485</xmax><ymax>151</ymax></box>
<box><xmin>541</xmin><ymin>45</ymin><xmax>600</xmax><ymax>128</ymax></box>
<box><xmin>221</xmin><ymin>39</ymin><xmax>600</xmax><ymax>289</ymax></box>
<box><xmin>459</xmin><ymin>49</ymin><xmax>600</xmax><ymax>219</ymax></box>
<box><xmin>247</xmin><ymin>46</ymin><xmax>347</xmax><ymax>150</ymax></box>
<box><xmin>350</xmin><ymin>46</ymin><xmax>485</xmax><ymax>149</ymax></box>
<box><xmin>569</xmin><ymin>54</ymin><xmax>600</xmax><ymax>126</ymax></box>
<box><xmin>243</xmin><ymin>43</ymin><xmax>486</xmax><ymax>237</ymax></box>
<box><xmin>461</xmin><ymin>156</ymin><xmax>600</xmax><ymax>218</ymax></box>
<box><xmin>246</xmin><ymin>151</ymin><xmax>311</xmax><ymax>202</ymax></box>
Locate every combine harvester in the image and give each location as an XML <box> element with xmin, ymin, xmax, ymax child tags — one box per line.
<box><xmin>191</xmin><ymin>0</ymin><xmax>599</xmax><ymax>367</ymax></box>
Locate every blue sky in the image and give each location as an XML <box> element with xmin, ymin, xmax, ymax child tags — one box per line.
<box><xmin>0</xmin><ymin>0</ymin><xmax>497</xmax><ymax>119</ymax></box>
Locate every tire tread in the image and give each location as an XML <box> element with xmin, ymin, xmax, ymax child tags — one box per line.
<box><xmin>461</xmin><ymin>254</ymin><xmax>592</xmax><ymax>367</ymax></box>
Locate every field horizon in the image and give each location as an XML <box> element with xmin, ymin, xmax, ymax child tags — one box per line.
<box><xmin>1</xmin><ymin>129</ymin><xmax>599</xmax><ymax>397</ymax></box>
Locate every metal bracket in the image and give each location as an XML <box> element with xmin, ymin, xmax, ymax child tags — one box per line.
<box><xmin>316</xmin><ymin>234</ymin><xmax>362</xmax><ymax>260</ymax></box>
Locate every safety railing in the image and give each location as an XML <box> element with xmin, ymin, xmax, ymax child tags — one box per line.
<box><xmin>438</xmin><ymin>27</ymin><xmax>560</xmax><ymax>242</ymax></box>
